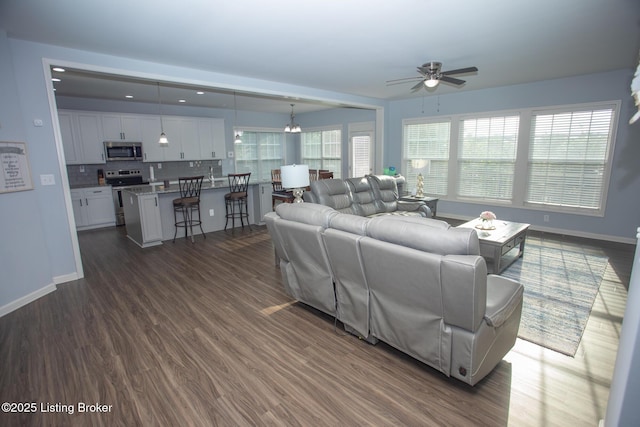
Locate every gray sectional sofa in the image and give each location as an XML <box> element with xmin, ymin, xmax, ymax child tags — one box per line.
<box><xmin>265</xmin><ymin>202</ymin><xmax>524</xmax><ymax>386</ymax></box>
<box><xmin>304</xmin><ymin>174</ymin><xmax>431</xmax><ymax>217</ymax></box>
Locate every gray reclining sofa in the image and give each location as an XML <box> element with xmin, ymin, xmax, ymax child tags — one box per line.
<box><xmin>265</xmin><ymin>202</ymin><xmax>524</xmax><ymax>386</ymax></box>
<box><xmin>303</xmin><ymin>174</ymin><xmax>431</xmax><ymax>217</ymax></box>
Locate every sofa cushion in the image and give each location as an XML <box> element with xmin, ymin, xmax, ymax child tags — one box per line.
<box><xmin>329</xmin><ymin>212</ymin><xmax>370</xmax><ymax>235</ymax></box>
<box><xmin>309</xmin><ymin>179</ymin><xmax>359</xmax><ymax>215</ymax></box>
<box><xmin>368</xmin><ymin>175</ymin><xmax>400</xmax><ymax>213</ymax></box>
<box><xmin>275</xmin><ymin>202</ymin><xmax>337</xmax><ymax>228</ymax></box>
<box><xmin>346</xmin><ymin>177</ymin><xmax>378</xmax><ymax>216</ymax></box>
<box><xmin>366</xmin><ymin>216</ymin><xmax>479</xmax><ymax>256</ymax></box>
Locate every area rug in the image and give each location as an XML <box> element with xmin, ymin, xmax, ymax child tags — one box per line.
<box><xmin>500</xmin><ymin>243</ymin><xmax>609</xmax><ymax>356</ymax></box>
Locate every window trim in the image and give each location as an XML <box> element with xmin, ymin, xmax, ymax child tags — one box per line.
<box><xmin>301</xmin><ymin>124</ymin><xmax>343</xmax><ymax>178</ymax></box>
<box><xmin>401</xmin><ymin>101</ymin><xmax>620</xmax><ymax>217</ymax></box>
<box><xmin>233</xmin><ymin>126</ymin><xmax>287</xmax><ymax>183</ymax></box>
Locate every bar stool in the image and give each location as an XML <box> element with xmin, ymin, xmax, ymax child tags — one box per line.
<box><xmin>173</xmin><ymin>176</ymin><xmax>205</xmax><ymax>243</ymax></box>
<box><xmin>224</xmin><ymin>173</ymin><xmax>251</xmax><ymax>231</ymax></box>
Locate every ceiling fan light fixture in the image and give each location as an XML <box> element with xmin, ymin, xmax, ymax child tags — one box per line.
<box><xmin>424</xmin><ymin>78</ymin><xmax>439</xmax><ymax>88</ymax></box>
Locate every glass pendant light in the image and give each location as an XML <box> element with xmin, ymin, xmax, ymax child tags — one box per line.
<box><xmin>233</xmin><ymin>91</ymin><xmax>242</xmax><ymax>144</ymax></box>
<box><xmin>157</xmin><ymin>82</ymin><xmax>168</xmax><ymax>145</ymax></box>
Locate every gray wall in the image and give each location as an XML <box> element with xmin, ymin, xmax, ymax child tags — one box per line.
<box><xmin>386</xmin><ymin>69</ymin><xmax>640</xmax><ymax>241</ymax></box>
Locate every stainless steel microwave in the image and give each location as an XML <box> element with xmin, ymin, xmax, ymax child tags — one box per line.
<box><xmin>104</xmin><ymin>142</ymin><xmax>143</xmax><ymax>161</ymax></box>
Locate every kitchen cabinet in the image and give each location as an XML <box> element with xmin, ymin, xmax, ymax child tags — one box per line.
<box><xmin>58</xmin><ymin>111</ymin><xmax>105</xmax><ymax>164</ymax></box>
<box><xmin>59</xmin><ymin>110</ymin><xmax>226</xmax><ymax>164</ymax></box>
<box><xmin>122</xmin><ymin>191</ymin><xmax>163</xmax><ymax>247</ymax></box>
<box><xmin>101</xmin><ymin>114</ymin><xmax>142</xmax><ymax>141</ymax></box>
<box><xmin>71</xmin><ymin>186</ymin><xmax>115</xmax><ymax>230</ymax></box>
<box><xmin>140</xmin><ymin>116</ymin><xmax>165</xmax><ymax>162</ymax></box>
<box><xmin>160</xmin><ymin>117</ymin><xmax>200</xmax><ymax>161</ymax></box>
<box><xmin>257</xmin><ymin>183</ymin><xmax>273</xmax><ymax>224</ymax></box>
<box><xmin>59</xmin><ymin>112</ymin><xmax>82</xmax><ymax>164</ymax></box>
<box><xmin>76</xmin><ymin>113</ymin><xmax>106</xmax><ymax>164</ymax></box>
<box><xmin>198</xmin><ymin>118</ymin><xmax>226</xmax><ymax>159</ymax></box>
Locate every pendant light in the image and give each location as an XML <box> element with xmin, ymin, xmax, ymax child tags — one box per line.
<box><xmin>284</xmin><ymin>103</ymin><xmax>301</xmax><ymax>133</ymax></box>
<box><xmin>233</xmin><ymin>91</ymin><xmax>242</xmax><ymax>144</ymax></box>
<box><xmin>157</xmin><ymin>82</ymin><xmax>168</xmax><ymax>145</ymax></box>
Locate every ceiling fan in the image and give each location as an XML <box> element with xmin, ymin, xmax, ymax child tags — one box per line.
<box><xmin>387</xmin><ymin>61</ymin><xmax>478</xmax><ymax>91</ymax></box>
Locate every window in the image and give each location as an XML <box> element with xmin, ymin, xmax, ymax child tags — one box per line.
<box><xmin>402</xmin><ymin>120</ymin><xmax>450</xmax><ymax>196</ymax></box>
<box><xmin>234</xmin><ymin>130</ymin><xmax>284</xmax><ymax>182</ymax></box>
<box><xmin>351</xmin><ymin>134</ymin><xmax>371</xmax><ymax>177</ymax></box>
<box><xmin>400</xmin><ymin>102</ymin><xmax>618</xmax><ymax>215</ymax></box>
<box><xmin>526</xmin><ymin>107</ymin><xmax>616</xmax><ymax>213</ymax></box>
<box><xmin>301</xmin><ymin>127</ymin><xmax>342</xmax><ymax>178</ymax></box>
<box><xmin>458</xmin><ymin>115</ymin><xmax>519</xmax><ymax>201</ymax></box>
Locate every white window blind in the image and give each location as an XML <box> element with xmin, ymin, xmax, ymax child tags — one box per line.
<box><xmin>458</xmin><ymin>115</ymin><xmax>519</xmax><ymax>201</ymax></box>
<box><xmin>235</xmin><ymin>130</ymin><xmax>284</xmax><ymax>182</ymax></box>
<box><xmin>352</xmin><ymin>134</ymin><xmax>371</xmax><ymax>177</ymax></box>
<box><xmin>301</xmin><ymin>128</ymin><xmax>342</xmax><ymax>178</ymax></box>
<box><xmin>403</xmin><ymin>121</ymin><xmax>450</xmax><ymax>196</ymax></box>
<box><xmin>526</xmin><ymin>107</ymin><xmax>615</xmax><ymax>212</ymax></box>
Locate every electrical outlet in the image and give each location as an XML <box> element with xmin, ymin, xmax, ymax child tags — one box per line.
<box><xmin>209</xmin><ymin>209</ymin><xmax>214</xmax><ymax>216</ymax></box>
<box><xmin>543</xmin><ymin>214</ymin><xmax>550</xmax><ymax>222</ymax></box>
<box><xmin>40</xmin><ymin>174</ymin><xmax>55</xmax><ymax>186</ymax></box>
<box><xmin>189</xmin><ymin>162</ymin><xmax>193</xmax><ymax>167</ymax></box>
<box><xmin>157</xmin><ymin>163</ymin><xmax>162</xmax><ymax>169</ymax></box>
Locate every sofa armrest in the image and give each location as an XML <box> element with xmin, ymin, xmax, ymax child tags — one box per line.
<box><xmin>484</xmin><ymin>275</ymin><xmax>524</xmax><ymax>328</ymax></box>
<box><xmin>397</xmin><ymin>200</ymin><xmax>432</xmax><ymax>217</ymax></box>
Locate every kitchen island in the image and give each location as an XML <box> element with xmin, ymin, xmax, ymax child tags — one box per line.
<box><xmin>122</xmin><ymin>179</ymin><xmax>260</xmax><ymax>247</ymax></box>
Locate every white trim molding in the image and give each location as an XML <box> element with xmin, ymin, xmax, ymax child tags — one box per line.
<box><xmin>0</xmin><ymin>283</ymin><xmax>57</xmax><ymax>318</ymax></box>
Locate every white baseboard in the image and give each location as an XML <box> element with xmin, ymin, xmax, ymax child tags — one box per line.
<box><xmin>440</xmin><ymin>213</ymin><xmax>636</xmax><ymax>245</ymax></box>
<box><xmin>0</xmin><ymin>283</ymin><xmax>57</xmax><ymax>318</ymax></box>
<box><xmin>53</xmin><ymin>272</ymin><xmax>80</xmax><ymax>285</ymax></box>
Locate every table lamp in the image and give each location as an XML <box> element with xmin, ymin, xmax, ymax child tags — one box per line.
<box><xmin>281</xmin><ymin>164</ymin><xmax>310</xmax><ymax>203</ymax></box>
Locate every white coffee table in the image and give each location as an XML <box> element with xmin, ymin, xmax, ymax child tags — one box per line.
<box><xmin>457</xmin><ymin>218</ymin><xmax>530</xmax><ymax>274</ymax></box>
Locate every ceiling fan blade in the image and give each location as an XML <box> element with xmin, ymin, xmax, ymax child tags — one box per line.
<box><xmin>439</xmin><ymin>75</ymin><xmax>466</xmax><ymax>85</ymax></box>
<box><xmin>441</xmin><ymin>66</ymin><xmax>478</xmax><ymax>76</ymax></box>
<box><xmin>410</xmin><ymin>81</ymin><xmax>425</xmax><ymax>91</ymax></box>
<box><xmin>385</xmin><ymin>76</ymin><xmax>423</xmax><ymax>85</ymax></box>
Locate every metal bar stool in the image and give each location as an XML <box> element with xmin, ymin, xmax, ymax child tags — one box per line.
<box><xmin>173</xmin><ymin>176</ymin><xmax>205</xmax><ymax>243</ymax></box>
<box><xmin>224</xmin><ymin>173</ymin><xmax>251</xmax><ymax>231</ymax></box>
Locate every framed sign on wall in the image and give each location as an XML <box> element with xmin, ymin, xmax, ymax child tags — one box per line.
<box><xmin>1</xmin><ymin>141</ymin><xmax>33</xmax><ymax>194</ymax></box>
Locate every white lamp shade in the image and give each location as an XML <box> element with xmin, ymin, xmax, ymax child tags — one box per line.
<box><xmin>281</xmin><ymin>164</ymin><xmax>310</xmax><ymax>189</ymax></box>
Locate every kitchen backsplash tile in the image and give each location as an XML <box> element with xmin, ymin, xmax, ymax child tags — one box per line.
<box><xmin>67</xmin><ymin>160</ymin><xmax>223</xmax><ymax>187</ymax></box>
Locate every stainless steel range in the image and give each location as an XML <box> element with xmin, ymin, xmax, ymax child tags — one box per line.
<box><xmin>105</xmin><ymin>169</ymin><xmax>147</xmax><ymax>225</ymax></box>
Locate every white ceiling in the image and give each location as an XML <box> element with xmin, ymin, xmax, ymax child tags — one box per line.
<box><xmin>1</xmin><ymin>0</ymin><xmax>639</xmax><ymax>113</ymax></box>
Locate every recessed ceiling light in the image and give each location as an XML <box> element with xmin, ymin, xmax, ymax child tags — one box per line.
<box><xmin>196</xmin><ymin>91</ymin><xmax>204</xmax><ymax>95</ymax></box>
<box><xmin>52</xmin><ymin>67</ymin><xmax>65</xmax><ymax>72</ymax></box>
<box><xmin>51</xmin><ymin>78</ymin><xmax>61</xmax><ymax>82</ymax></box>
<box><xmin>178</xmin><ymin>99</ymin><xmax>186</xmax><ymax>103</ymax></box>
<box><xmin>125</xmin><ymin>95</ymin><xmax>133</xmax><ymax>99</ymax></box>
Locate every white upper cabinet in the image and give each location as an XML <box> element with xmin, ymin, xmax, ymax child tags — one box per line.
<box><xmin>76</xmin><ymin>113</ymin><xmax>105</xmax><ymax>164</ymax></box>
<box><xmin>198</xmin><ymin>118</ymin><xmax>226</xmax><ymax>160</ymax></box>
<box><xmin>149</xmin><ymin>116</ymin><xmax>200</xmax><ymax>161</ymax></box>
<box><xmin>101</xmin><ymin>114</ymin><xmax>142</xmax><ymax>141</ymax></box>
<box><xmin>59</xmin><ymin>111</ymin><xmax>82</xmax><ymax>165</ymax></box>
<box><xmin>140</xmin><ymin>116</ymin><xmax>164</xmax><ymax>162</ymax></box>
<box><xmin>59</xmin><ymin>110</ymin><xmax>226</xmax><ymax>164</ymax></box>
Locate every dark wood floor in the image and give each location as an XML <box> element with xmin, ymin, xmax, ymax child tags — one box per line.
<box><xmin>0</xmin><ymin>222</ymin><xmax>634</xmax><ymax>426</ymax></box>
